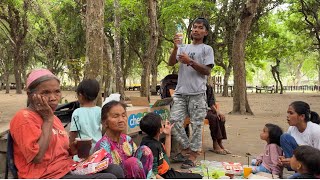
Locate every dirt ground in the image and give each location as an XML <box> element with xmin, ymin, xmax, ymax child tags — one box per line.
<box><xmin>1</xmin><ymin>90</ymin><xmax>320</xmax><ymax>172</ymax></box>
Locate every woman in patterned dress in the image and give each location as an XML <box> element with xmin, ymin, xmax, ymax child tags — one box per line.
<box><xmin>94</xmin><ymin>100</ymin><xmax>154</xmax><ymax>179</ymax></box>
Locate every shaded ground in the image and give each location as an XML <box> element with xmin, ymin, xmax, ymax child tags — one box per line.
<box><xmin>1</xmin><ymin>90</ymin><xmax>319</xmax><ymax>177</ymax></box>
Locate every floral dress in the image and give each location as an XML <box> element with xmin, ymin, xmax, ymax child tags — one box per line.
<box><xmin>94</xmin><ymin>133</ymin><xmax>154</xmax><ymax>179</ymax></box>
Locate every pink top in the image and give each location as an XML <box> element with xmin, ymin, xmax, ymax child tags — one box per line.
<box><xmin>256</xmin><ymin>144</ymin><xmax>283</xmax><ymax>175</ymax></box>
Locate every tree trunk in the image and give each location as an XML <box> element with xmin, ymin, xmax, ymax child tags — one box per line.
<box><xmin>277</xmin><ymin>72</ymin><xmax>283</xmax><ymax>94</ymax></box>
<box><xmin>104</xmin><ymin>34</ymin><xmax>115</xmax><ymax>98</ymax></box>
<box><xmin>13</xmin><ymin>52</ymin><xmax>23</xmax><ymax>94</ymax></box>
<box><xmin>7</xmin><ymin>1</ymin><xmax>30</xmax><ymax>94</ymax></box>
<box><xmin>231</xmin><ymin>0</ymin><xmax>259</xmax><ymax>115</ymax></box>
<box><xmin>151</xmin><ymin>62</ymin><xmax>158</xmax><ymax>95</ymax></box>
<box><xmin>318</xmin><ymin>51</ymin><xmax>320</xmax><ymax>91</ymax></box>
<box><xmin>271</xmin><ymin>69</ymin><xmax>278</xmax><ymax>93</ymax></box>
<box><xmin>222</xmin><ymin>65</ymin><xmax>232</xmax><ymax>97</ymax></box>
<box><xmin>4</xmin><ymin>72</ymin><xmax>10</xmax><ymax>94</ymax></box>
<box><xmin>140</xmin><ymin>0</ymin><xmax>159</xmax><ymax>99</ymax></box>
<box><xmin>113</xmin><ymin>0</ymin><xmax>125</xmax><ymax>100</ymax></box>
<box><xmin>84</xmin><ymin>0</ymin><xmax>105</xmax><ymax>106</ymax></box>
<box><xmin>140</xmin><ymin>63</ymin><xmax>151</xmax><ymax>99</ymax></box>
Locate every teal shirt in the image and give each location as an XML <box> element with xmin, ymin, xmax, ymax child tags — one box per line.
<box><xmin>70</xmin><ymin>106</ymin><xmax>102</xmax><ymax>156</ymax></box>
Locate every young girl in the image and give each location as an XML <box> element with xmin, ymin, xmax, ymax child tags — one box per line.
<box><xmin>251</xmin><ymin>123</ymin><xmax>283</xmax><ymax>176</ymax></box>
<box><xmin>69</xmin><ymin>79</ymin><xmax>102</xmax><ymax>160</ymax></box>
<box><xmin>289</xmin><ymin>145</ymin><xmax>320</xmax><ymax>179</ymax></box>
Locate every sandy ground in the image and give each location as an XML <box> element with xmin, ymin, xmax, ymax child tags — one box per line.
<box><xmin>1</xmin><ymin>90</ymin><xmax>319</xmax><ymax>175</ymax></box>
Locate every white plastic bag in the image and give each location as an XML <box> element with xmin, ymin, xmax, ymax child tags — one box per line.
<box><xmin>102</xmin><ymin>93</ymin><xmax>121</xmax><ymax>106</ymax></box>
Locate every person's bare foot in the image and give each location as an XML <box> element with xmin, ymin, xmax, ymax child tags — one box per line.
<box><xmin>218</xmin><ymin>139</ymin><xmax>225</xmax><ymax>149</ymax></box>
<box><xmin>213</xmin><ymin>139</ymin><xmax>224</xmax><ymax>151</ymax></box>
<box><xmin>181</xmin><ymin>150</ymin><xmax>199</xmax><ymax>169</ymax></box>
<box><xmin>217</xmin><ymin>139</ymin><xmax>231</xmax><ymax>154</ymax></box>
<box><xmin>181</xmin><ymin>148</ymin><xmax>191</xmax><ymax>156</ymax></box>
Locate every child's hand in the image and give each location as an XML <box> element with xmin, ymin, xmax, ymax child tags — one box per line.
<box><xmin>156</xmin><ymin>174</ymin><xmax>164</xmax><ymax>179</ymax></box>
<box><xmin>69</xmin><ymin>141</ymin><xmax>78</xmax><ymax>155</ymax></box>
<box><xmin>278</xmin><ymin>156</ymin><xmax>290</xmax><ymax>167</ymax></box>
<box><xmin>162</xmin><ymin>120</ymin><xmax>174</xmax><ymax>135</ymax></box>
<box><xmin>255</xmin><ymin>159</ymin><xmax>262</xmax><ymax>166</ymax></box>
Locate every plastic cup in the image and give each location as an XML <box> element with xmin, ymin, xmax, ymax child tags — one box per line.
<box><xmin>76</xmin><ymin>137</ymin><xmax>92</xmax><ymax>159</ymax></box>
<box><xmin>243</xmin><ymin>166</ymin><xmax>252</xmax><ymax>179</ymax></box>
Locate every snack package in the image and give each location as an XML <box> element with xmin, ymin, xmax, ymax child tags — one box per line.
<box><xmin>70</xmin><ymin>149</ymin><xmax>109</xmax><ymax>175</ymax></box>
<box><xmin>222</xmin><ymin>162</ymin><xmax>243</xmax><ymax>175</ymax></box>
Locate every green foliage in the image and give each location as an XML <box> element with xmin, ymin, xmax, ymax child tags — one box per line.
<box><xmin>0</xmin><ymin>0</ymin><xmax>319</xmax><ymax>88</ymax></box>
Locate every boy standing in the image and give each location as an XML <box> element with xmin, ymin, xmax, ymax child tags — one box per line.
<box><xmin>168</xmin><ymin>17</ymin><xmax>214</xmax><ymax>168</ymax></box>
<box><xmin>140</xmin><ymin>112</ymin><xmax>202</xmax><ymax>179</ymax></box>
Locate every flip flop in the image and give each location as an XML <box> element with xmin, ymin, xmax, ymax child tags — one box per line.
<box><xmin>171</xmin><ymin>153</ymin><xmax>188</xmax><ymax>163</ymax></box>
<box><xmin>224</xmin><ymin>149</ymin><xmax>232</xmax><ymax>154</ymax></box>
<box><xmin>181</xmin><ymin>159</ymin><xmax>196</xmax><ymax>169</ymax></box>
<box><xmin>209</xmin><ymin>149</ymin><xmax>227</xmax><ymax>155</ymax></box>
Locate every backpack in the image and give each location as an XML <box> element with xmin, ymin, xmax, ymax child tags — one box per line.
<box><xmin>159</xmin><ymin>74</ymin><xmax>178</xmax><ymax>99</ymax></box>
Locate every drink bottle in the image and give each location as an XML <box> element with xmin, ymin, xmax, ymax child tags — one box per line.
<box><xmin>176</xmin><ymin>24</ymin><xmax>183</xmax><ymax>46</ymax></box>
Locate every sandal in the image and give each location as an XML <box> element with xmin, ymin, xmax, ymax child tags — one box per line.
<box><xmin>181</xmin><ymin>159</ymin><xmax>196</xmax><ymax>169</ymax></box>
<box><xmin>171</xmin><ymin>153</ymin><xmax>188</xmax><ymax>163</ymax></box>
<box><xmin>209</xmin><ymin>149</ymin><xmax>227</xmax><ymax>155</ymax></box>
<box><xmin>223</xmin><ymin>149</ymin><xmax>232</xmax><ymax>154</ymax></box>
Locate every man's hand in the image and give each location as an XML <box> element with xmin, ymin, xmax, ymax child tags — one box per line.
<box><xmin>178</xmin><ymin>52</ymin><xmax>192</xmax><ymax>65</ymax></box>
<box><xmin>217</xmin><ymin>111</ymin><xmax>226</xmax><ymax>122</ymax></box>
<box><xmin>162</xmin><ymin>120</ymin><xmax>174</xmax><ymax>135</ymax></box>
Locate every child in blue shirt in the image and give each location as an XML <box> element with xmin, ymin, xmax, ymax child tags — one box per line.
<box><xmin>69</xmin><ymin>79</ymin><xmax>102</xmax><ymax>160</ymax></box>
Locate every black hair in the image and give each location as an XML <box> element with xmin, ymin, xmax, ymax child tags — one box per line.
<box><xmin>265</xmin><ymin>123</ymin><xmax>283</xmax><ymax>146</ymax></box>
<box><xmin>191</xmin><ymin>17</ymin><xmax>210</xmax><ymax>43</ymax></box>
<box><xmin>293</xmin><ymin>145</ymin><xmax>320</xmax><ymax>175</ymax></box>
<box><xmin>101</xmin><ymin>100</ymin><xmax>126</xmax><ymax>123</ymax></box>
<box><xmin>76</xmin><ymin>79</ymin><xmax>100</xmax><ymax>101</ymax></box>
<box><xmin>290</xmin><ymin>101</ymin><xmax>320</xmax><ymax>124</ymax></box>
<box><xmin>140</xmin><ymin>112</ymin><xmax>162</xmax><ymax>138</ymax></box>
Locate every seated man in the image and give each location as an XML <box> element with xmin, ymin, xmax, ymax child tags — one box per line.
<box><xmin>205</xmin><ymin>84</ymin><xmax>230</xmax><ymax>155</ymax></box>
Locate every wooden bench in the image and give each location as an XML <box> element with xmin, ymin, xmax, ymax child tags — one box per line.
<box><xmin>256</xmin><ymin>86</ymin><xmax>265</xmax><ymax>93</ymax></box>
<box><xmin>256</xmin><ymin>86</ymin><xmax>274</xmax><ymax>93</ymax></box>
<box><xmin>266</xmin><ymin>86</ymin><xmax>275</xmax><ymax>93</ymax></box>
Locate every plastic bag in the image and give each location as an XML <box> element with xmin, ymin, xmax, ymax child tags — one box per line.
<box><xmin>102</xmin><ymin>93</ymin><xmax>121</xmax><ymax>106</ymax></box>
<box><xmin>70</xmin><ymin>149</ymin><xmax>109</xmax><ymax>175</ymax></box>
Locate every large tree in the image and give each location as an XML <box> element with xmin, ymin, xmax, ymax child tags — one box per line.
<box><xmin>84</xmin><ymin>0</ymin><xmax>104</xmax><ymax>105</ymax></box>
<box><xmin>140</xmin><ymin>0</ymin><xmax>159</xmax><ymax>98</ymax></box>
<box><xmin>231</xmin><ymin>0</ymin><xmax>259</xmax><ymax>114</ymax></box>
<box><xmin>113</xmin><ymin>0</ymin><xmax>125</xmax><ymax>100</ymax></box>
<box><xmin>0</xmin><ymin>0</ymin><xmax>30</xmax><ymax>94</ymax></box>
<box><xmin>298</xmin><ymin>0</ymin><xmax>320</xmax><ymax>89</ymax></box>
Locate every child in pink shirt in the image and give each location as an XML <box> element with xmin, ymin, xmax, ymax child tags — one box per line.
<box><xmin>251</xmin><ymin>123</ymin><xmax>284</xmax><ymax>177</ymax></box>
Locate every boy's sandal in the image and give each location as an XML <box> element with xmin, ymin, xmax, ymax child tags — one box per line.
<box><xmin>171</xmin><ymin>153</ymin><xmax>187</xmax><ymax>163</ymax></box>
<box><xmin>209</xmin><ymin>149</ymin><xmax>227</xmax><ymax>155</ymax></box>
<box><xmin>181</xmin><ymin>159</ymin><xmax>196</xmax><ymax>169</ymax></box>
<box><xmin>223</xmin><ymin>149</ymin><xmax>232</xmax><ymax>154</ymax></box>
